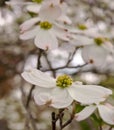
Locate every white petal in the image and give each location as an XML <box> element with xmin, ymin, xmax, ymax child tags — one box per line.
<box><xmin>67</xmin><ymin>84</ymin><xmax>112</xmax><ymax>105</ymax></box>
<box><xmin>34</xmin><ymin>87</ymin><xmax>52</xmax><ymax>106</ymax></box>
<box><xmin>20</xmin><ymin>17</ymin><xmax>40</xmax><ymax>32</ymax></box>
<box><xmin>51</xmin><ymin>88</ymin><xmax>73</xmax><ymax>108</ymax></box>
<box><xmin>81</xmin><ymin>44</ymin><xmax>109</xmax><ymax>67</ymax></box>
<box><xmin>75</xmin><ymin>105</ymin><xmax>96</xmax><ymax>121</ymax></box>
<box><xmin>58</xmin><ymin>15</ymin><xmax>72</xmax><ymax>25</ymax></box>
<box><xmin>70</xmin><ymin>35</ymin><xmax>93</xmax><ymax>46</ymax></box>
<box><xmin>53</xmin><ymin>26</ymin><xmax>70</xmax><ymax>41</ymax></box>
<box><xmin>34</xmin><ymin>87</ymin><xmax>73</xmax><ymax>108</ymax></box>
<box><xmin>34</xmin><ymin>29</ymin><xmax>58</xmax><ymax>50</ymax></box>
<box><xmin>26</xmin><ymin>4</ymin><xmax>41</xmax><ymax>13</ymax></box>
<box><xmin>39</xmin><ymin>4</ymin><xmax>61</xmax><ymax>21</ymax></box>
<box><xmin>6</xmin><ymin>1</ymin><xmax>33</xmax><ymax>6</ymax></box>
<box><xmin>98</xmin><ymin>104</ymin><xmax>114</xmax><ymax>125</ymax></box>
<box><xmin>20</xmin><ymin>26</ymin><xmax>39</xmax><ymax>40</ymax></box>
<box><xmin>21</xmin><ymin>68</ymin><xmax>55</xmax><ymax>88</ymax></box>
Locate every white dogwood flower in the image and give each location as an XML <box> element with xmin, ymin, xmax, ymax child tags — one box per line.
<box><xmin>20</xmin><ymin>2</ymin><xmax>70</xmax><ymax>50</ymax></box>
<box><xmin>81</xmin><ymin>37</ymin><xmax>113</xmax><ymax>67</ymax></box>
<box><xmin>21</xmin><ymin>68</ymin><xmax>112</xmax><ymax>109</ymax></box>
<box><xmin>26</xmin><ymin>0</ymin><xmax>71</xmax><ymax>24</ymax></box>
<box><xmin>75</xmin><ymin>103</ymin><xmax>114</xmax><ymax>125</ymax></box>
<box><xmin>26</xmin><ymin>0</ymin><xmax>44</xmax><ymax>14</ymax></box>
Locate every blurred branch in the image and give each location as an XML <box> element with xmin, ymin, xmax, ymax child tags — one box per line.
<box><xmin>26</xmin><ymin>49</ymin><xmax>44</xmax><ymax>108</ymax></box>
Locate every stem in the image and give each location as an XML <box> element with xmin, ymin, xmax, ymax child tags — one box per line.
<box><xmin>55</xmin><ymin>109</ymin><xmax>65</xmax><ymax>121</ymax></box>
<box><xmin>109</xmin><ymin>126</ymin><xmax>113</xmax><ymax>130</ymax></box>
<box><xmin>43</xmin><ymin>52</ymin><xmax>56</xmax><ymax>78</ymax></box>
<box><xmin>26</xmin><ymin>85</ymin><xmax>35</xmax><ymax>108</ymax></box>
<box><xmin>99</xmin><ymin>125</ymin><xmax>102</xmax><ymax>130</ymax></box>
<box><xmin>26</xmin><ymin>49</ymin><xmax>43</xmax><ymax>108</ymax></box>
<box><xmin>61</xmin><ymin>114</ymin><xmax>74</xmax><ymax>129</ymax></box>
<box><xmin>20</xmin><ymin>80</ymin><xmax>37</xmax><ymax>130</ymax></box>
<box><xmin>42</xmin><ymin>63</ymin><xmax>88</xmax><ymax>72</ymax></box>
<box><xmin>52</xmin><ymin>112</ymin><xmax>56</xmax><ymax>130</ymax></box>
<box><xmin>59</xmin><ymin>109</ymin><xmax>64</xmax><ymax>130</ymax></box>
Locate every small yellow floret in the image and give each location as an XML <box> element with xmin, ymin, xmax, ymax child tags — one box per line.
<box><xmin>77</xmin><ymin>24</ymin><xmax>87</xmax><ymax>30</ymax></box>
<box><xmin>32</xmin><ymin>0</ymin><xmax>43</xmax><ymax>4</ymax></box>
<box><xmin>40</xmin><ymin>21</ymin><xmax>52</xmax><ymax>30</ymax></box>
<box><xmin>56</xmin><ymin>75</ymin><xmax>73</xmax><ymax>88</ymax></box>
<box><xmin>94</xmin><ymin>37</ymin><xmax>104</xmax><ymax>46</ymax></box>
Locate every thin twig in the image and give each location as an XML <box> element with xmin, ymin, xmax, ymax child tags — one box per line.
<box><xmin>61</xmin><ymin>114</ymin><xmax>74</xmax><ymax>129</ymax></box>
<box><xmin>52</xmin><ymin>112</ymin><xmax>56</xmax><ymax>130</ymax></box>
<box><xmin>42</xmin><ymin>63</ymin><xmax>88</xmax><ymax>72</ymax></box>
<box><xmin>59</xmin><ymin>111</ymin><xmax>64</xmax><ymax>130</ymax></box>
<box><xmin>66</xmin><ymin>47</ymin><xmax>78</xmax><ymax>65</ymax></box>
<box><xmin>26</xmin><ymin>85</ymin><xmax>35</xmax><ymax>108</ymax></box>
<box><xmin>43</xmin><ymin>52</ymin><xmax>56</xmax><ymax>78</ymax></box>
<box><xmin>55</xmin><ymin>109</ymin><xmax>65</xmax><ymax>121</ymax></box>
<box><xmin>20</xmin><ymin>80</ymin><xmax>37</xmax><ymax>130</ymax></box>
<box><xmin>109</xmin><ymin>126</ymin><xmax>113</xmax><ymax>130</ymax></box>
<box><xmin>26</xmin><ymin>49</ymin><xmax>43</xmax><ymax>108</ymax></box>
<box><xmin>99</xmin><ymin>125</ymin><xmax>102</xmax><ymax>130</ymax></box>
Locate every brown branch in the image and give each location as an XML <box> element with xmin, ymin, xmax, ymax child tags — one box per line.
<box><xmin>61</xmin><ymin>114</ymin><xmax>74</xmax><ymax>129</ymax></box>
<box><xmin>109</xmin><ymin>126</ymin><xmax>113</xmax><ymax>130</ymax></box>
<box><xmin>42</xmin><ymin>63</ymin><xmax>88</xmax><ymax>72</ymax></box>
<box><xmin>43</xmin><ymin>52</ymin><xmax>56</xmax><ymax>78</ymax></box>
<box><xmin>52</xmin><ymin>112</ymin><xmax>56</xmax><ymax>130</ymax></box>
<box><xmin>26</xmin><ymin>49</ymin><xmax>43</xmax><ymax>108</ymax></box>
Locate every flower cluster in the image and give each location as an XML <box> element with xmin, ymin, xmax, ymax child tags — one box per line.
<box><xmin>7</xmin><ymin>0</ymin><xmax>114</xmax><ymax>127</ymax></box>
<box><xmin>21</xmin><ymin>68</ymin><xmax>114</xmax><ymax>125</ymax></box>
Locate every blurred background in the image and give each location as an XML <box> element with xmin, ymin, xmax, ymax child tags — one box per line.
<box><xmin>0</xmin><ymin>0</ymin><xmax>114</xmax><ymax>130</ymax></box>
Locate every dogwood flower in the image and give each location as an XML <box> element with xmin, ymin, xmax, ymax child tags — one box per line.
<box><xmin>20</xmin><ymin>2</ymin><xmax>70</xmax><ymax>50</ymax></box>
<box><xmin>75</xmin><ymin>103</ymin><xmax>114</xmax><ymax>125</ymax></box>
<box><xmin>21</xmin><ymin>68</ymin><xmax>112</xmax><ymax>109</ymax></box>
<box><xmin>26</xmin><ymin>0</ymin><xmax>71</xmax><ymax>24</ymax></box>
<box><xmin>26</xmin><ymin>0</ymin><xmax>45</xmax><ymax>14</ymax></box>
<box><xmin>81</xmin><ymin>37</ymin><xmax>113</xmax><ymax>67</ymax></box>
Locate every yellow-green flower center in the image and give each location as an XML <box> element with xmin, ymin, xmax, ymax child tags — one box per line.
<box><xmin>40</xmin><ymin>21</ymin><xmax>52</xmax><ymax>30</ymax></box>
<box><xmin>56</xmin><ymin>75</ymin><xmax>73</xmax><ymax>88</ymax></box>
<box><xmin>77</xmin><ymin>24</ymin><xmax>87</xmax><ymax>30</ymax></box>
<box><xmin>32</xmin><ymin>0</ymin><xmax>43</xmax><ymax>4</ymax></box>
<box><xmin>94</xmin><ymin>37</ymin><xmax>109</xmax><ymax>46</ymax></box>
<box><xmin>94</xmin><ymin>37</ymin><xmax>104</xmax><ymax>46</ymax></box>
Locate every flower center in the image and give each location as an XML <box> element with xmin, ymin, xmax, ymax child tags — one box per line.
<box><xmin>32</xmin><ymin>0</ymin><xmax>43</xmax><ymax>4</ymax></box>
<box><xmin>94</xmin><ymin>37</ymin><xmax>104</xmax><ymax>46</ymax></box>
<box><xmin>40</xmin><ymin>21</ymin><xmax>52</xmax><ymax>30</ymax></box>
<box><xmin>56</xmin><ymin>75</ymin><xmax>72</xmax><ymax>88</ymax></box>
<box><xmin>77</xmin><ymin>24</ymin><xmax>87</xmax><ymax>30</ymax></box>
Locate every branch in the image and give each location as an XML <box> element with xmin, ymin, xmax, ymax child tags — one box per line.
<box><xmin>61</xmin><ymin>114</ymin><xmax>74</xmax><ymax>129</ymax></box>
<box><xmin>26</xmin><ymin>49</ymin><xmax>43</xmax><ymax>108</ymax></box>
<box><xmin>52</xmin><ymin>112</ymin><xmax>56</xmax><ymax>130</ymax></box>
<box><xmin>42</xmin><ymin>63</ymin><xmax>88</xmax><ymax>72</ymax></box>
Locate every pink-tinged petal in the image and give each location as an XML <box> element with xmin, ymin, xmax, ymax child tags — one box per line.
<box><xmin>44</xmin><ymin>0</ymin><xmax>60</xmax><ymax>5</ymax></box>
<box><xmin>52</xmin><ymin>26</ymin><xmax>70</xmax><ymax>41</ymax></box>
<box><xmin>21</xmin><ymin>68</ymin><xmax>55</xmax><ymax>88</ymax></box>
<box><xmin>34</xmin><ymin>29</ymin><xmax>58</xmax><ymax>50</ymax></box>
<box><xmin>98</xmin><ymin>104</ymin><xmax>114</xmax><ymax>125</ymax></box>
<box><xmin>26</xmin><ymin>4</ymin><xmax>41</xmax><ymax>13</ymax></box>
<box><xmin>57</xmin><ymin>15</ymin><xmax>72</xmax><ymax>24</ymax></box>
<box><xmin>6</xmin><ymin>1</ymin><xmax>33</xmax><ymax>6</ymax></box>
<box><xmin>67</xmin><ymin>84</ymin><xmax>112</xmax><ymax>105</ymax></box>
<box><xmin>20</xmin><ymin>17</ymin><xmax>40</xmax><ymax>32</ymax></box>
<box><xmin>81</xmin><ymin>44</ymin><xmax>109</xmax><ymax>67</ymax></box>
<box><xmin>70</xmin><ymin>35</ymin><xmax>93</xmax><ymax>46</ymax></box>
<box><xmin>34</xmin><ymin>87</ymin><xmax>52</xmax><ymax>106</ymax></box>
<box><xmin>39</xmin><ymin>4</ymin><xmax>61</xmax><ymax>21</ymax></box>
<box><xmin>20</xmin><ymin>26</ymin><xmax>39</xmax><ymax>40</ymax></box>
<box><xmin>51</xmin><ymin>88</ymin><xmax>73</xmax><ymax>108</ymax></box>
<box><xmin>75</xmin><ymin>105</ymin><xmax>96</xmax><ymax>121</ymax></box>
<box><xmin>34</xmin><ymin>87</ymin><xmax>73</xmax><ymax>109</ymax></box>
